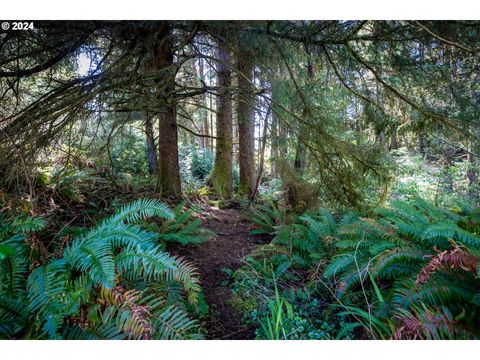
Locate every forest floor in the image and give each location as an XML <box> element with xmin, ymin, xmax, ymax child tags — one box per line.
<box><xmin>167</xmin><ymin>205</ymin><xmax>262</xmax><ymax>339</ymax></box>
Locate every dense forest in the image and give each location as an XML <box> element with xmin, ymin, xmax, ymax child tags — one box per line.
<box><xmin>0</xmin><ymin>20</ymin><xmax>479</xmax><ymax>340</ymax></box>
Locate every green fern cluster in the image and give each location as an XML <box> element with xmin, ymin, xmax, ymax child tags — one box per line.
<box><xmin>273</xmin><ymin>208</ymin><xmax>338</xmax><ymax>265</ymax></box>
<box><xmin>246</xmin><ymin>207</ymin><xmax>340</xmax><ymax>273</ymax></box>
<box><xmin>157</xmin><ymin>200</ymin><xmax>214</xmax><ymax>245</ymax></box>
<box><xmin>319</xmin><ymin>197</ymin><xmax>480</xmax><ymax>339</ymax></box>
<box><xmin>249</xmin><ymin>201</ymin><xmax>287</xmax><ymax>236</ymax></box>
<box><xmin>0</xmin><ymin>198</ymin><xmax>204</xmax><ymax>339</ymax></box>
<box><xmin>236</xmin><ymin>197</ymin><xmax>480</xmax><ymax>339</ymax></box>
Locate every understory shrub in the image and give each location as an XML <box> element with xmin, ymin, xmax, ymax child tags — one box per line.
<box><xmin>233</xmin><ymin>197</ymin><xmax>480</xmax><ymax>339</ymax></box>
<box><xmin>0</xmin><ymin>198</ymin><xmax>205</xmax><ymax>339</ymax></box>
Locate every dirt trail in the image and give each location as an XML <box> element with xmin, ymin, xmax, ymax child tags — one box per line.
<box><xmin>168</xmin><ymin>206</ymin><xmax>259</xmax><ymax>339</ymax></box>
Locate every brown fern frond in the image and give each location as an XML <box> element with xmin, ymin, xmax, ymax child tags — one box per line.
<box><xmin>393</xmin><ymin>306</ymin><xmax>458</xmax><ymax>340</ymax></box>
<box><xmin>110</xmin><ymin>286</ymin><xmax>155</xmax><ymax>340</ymax></box>
<box><xmin>415</xmin><ymin>246</ymin><xmax>478</xmax><ymax>287</ymax></box>
<box><xmin>393</xmin><ymin>316</ymin><xmax>423</xmax><ymax>340</ymax></box>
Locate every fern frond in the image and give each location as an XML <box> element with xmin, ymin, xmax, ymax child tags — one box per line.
<box><xmin>324</xmin><ymin>254</ymin><xmax>356</xmax><ymax>278</ymax></box>
<box><xmin>0</xmin><ymin>295</ymin><xmax>28</xmax><ymax>338</ymax></box>
<box><xmin>158</xmin><ymin>204</ymin><xmax>213</xmax><ymax>245</ymax></box>
<box><xmin>27</xmin><ymin>259</ymin><xmax>67</xmax><ymax>338</ymax></box>
<box><xmin>153</xmin><ymin>305</ymin><xmax>203</xmax><ymax>340</ymax></box>
<box><xmin>393</xmin><ymin>303</ymin><xmax>475</xmax><ymax>340</ymax></box>
<box><xmin>115</xmin><ymin>247</ymin><xmax>201</xmax><ymax>304</ymax></box>
<box><xmin>109</xmin><ymin>198</ymin><xmax>174</xmax><ymax>224</ymax></box>
<box><xmin>392</xmin><ymin>277</ymin><xmax>476</xmax><ymax>309</ymax></box>
<box><xmin>64</xmin><ymin>236</ymin><xmax>115</xmax><ymax>288</ymax></box>
<box><xmin>422</xmin><ymin>223</ymin><xmax>480</xmax><ymax>248</ymax></box>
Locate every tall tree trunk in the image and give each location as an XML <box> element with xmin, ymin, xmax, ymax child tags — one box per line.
<box><xmin>193</xmin><ymin>57</ymin><xmax>208</xmax><ymax>150</ymax></box>
<box><xmin>204</xmin><ymin>117</ymin><xmax>210</xmax><ymax>151</ymax></box>
<box><xmin>419</xmin><ymin>132</ymin><xmax>427</xmax><ymax>157</ymax></box>
<box><xmin>275</xmin><ymin>86</ymin><xmax>288</xmax><ymax>170</ymax></box>
<box><xmin>252</xmin><ymin>106</ymin><xmax>270</xmax><ymax>200</ymax></box>
<box><xmin>467</xmin><ymin>140</ymin><xmax>477</xmax><ymax>201</ymax></box>
<box><xmin>293</xmin><ymin>58</ymin><xmax>314</xmax><ymax>175</ymax></box>
<box><xmin>377</xmin><ymin>129</ymin><xmax>387</xmax><ymax>148</ymax></box>
<box><xmin>209</xmin><ymin>92</ymin><xmax>215</xmax><ymax>153</ymax></box>
<box><xmin>443</xmin><ymin>147</ymin><xmax>454</xmax><ymax>192</ymax></box>
<box><xmin>288</xmin><ymin>56</ymin><xmax>314</xmax><ymax>207</ymax></box>
<box><xmin>237</xmin><ymin>50</ymin><xmax>255</xmax><ymax>197</ymax></box>
<box><xmin>154</xmin><ymin>23</ymin><xmax>181</xmax><ymax>195</ymax></box>
<box><xmin>270</xmin><ymin>109</ymin><xmax>279</xmax><ymax>178</ymax></box>
<box><xmin>418</xmin><ymin>44</ymin><xmax>427</xmax><ymax>159</ymax></box>
<box><xmin>389</xmin><ymin>128</ymin><xmax>399</xmax><ymax>150</ymax></box>
<box><xmin>158</xmin><ymin>105</ymin><xmax>181</xmax><ymax>195</ymax></box>
<box><xmin>199</xmin><ymin>58</ymin><xmax>211</xmax><ymax>151</ymax></box>
<box><xmin>199</xmin><ymin>124</ymin><xmax>206</xmax><ymax>150</ymax></box>
<box><xmin>294</xmin><ymin>123</ymin><xmax>308</xmax><ymax>173</ymax></box>
<box><xmin>145</xmin><ymin>113</ymin><xmax>158</xmax><ymax>175</ymax></box>
<box><xmin>209</xmin><ymin>39</ymin><xmax>233</xmax><ymax>198</ymax></box>
<box><xmin>233</xmin><ymin>119</ymin><xmax>238</xmax><ymax>164</ymax></box>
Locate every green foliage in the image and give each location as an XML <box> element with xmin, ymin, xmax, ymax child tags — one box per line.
<box><xmin>0</xmin><ymin>199</ymin><xmax>205</xmax><ymax>339</ymax></box>
<box><xmin>110</xmin><ymin>128</ymin><xmax>150</xmax><ymax>176</ymax></box>
<box><xmin>319</xmin><ymin>197</ymin><xmax>480</xmax><ymax>339</ymax></box>
<box><xmin>389</xmin><ymin>148</ymin><xmax>480</xmax><ymax>208</ymax></box>
<box><xmin>50</xmin><ymin>166</ymin><xmax>111</xmax><ymax>203</ymax></box>
<box><xmin>157</xmin><ymin>200</ymin><xmax>214</xmax><ymax>245</ymax></box>
<box><xmin>248</xmin><ymin>201</ymin><xmax>287</xmax><ymax>236</ymax></box>
<box><xmin>179</xmin><ymin>146</ymin><xmax>214</xmax><ymax>192</ymax></box>
<box><xmin>231</xmin><ymin>204</ymin><xmax>354</xmax><ymax>339</ymax></box>
<box><xmin>234</xmin><ymin>196</ymin><xmax>480</xmax><ymax>339</ymax></box>
<box><xmin>154</xmin><ymin>305</ymin><xmax>204</xmax><ymax>340</ymax></box>
<box><xmin>257</xmin><ymin>178</ymin><xmax>283</xmax><ymax>201</ymax></box>
<box><xmin>257</xmin><ymin>276</ymin><xmax>294</xmax><ymax>340</ymax></box>
<box><xmin>231</xmin><ymin>259</ymin><xmax>353</xmax><ymax>340</ymax></box>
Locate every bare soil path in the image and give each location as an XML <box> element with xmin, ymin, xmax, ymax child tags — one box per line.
<box><xmin>168</xmin><ymin>206</ymin><xmax>261</xmax><ymax>339</ymax></box>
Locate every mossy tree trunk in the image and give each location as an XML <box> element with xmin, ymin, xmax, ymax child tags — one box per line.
<box><xmin>271</xmin><ymin>82</ymin><xmax>288</xmax><ymax>179</ymax></box>
<box><xmin>237</xmin><ymin>50</ymin><xmax>255</xmax><ymax>198</ymax></box>
<box><xmin>154</xmin><ymin>23</ymin><xmax>181</xmax><ymax>196</ymax></box>
<box><xmin>270</xmin><ymin>110</ymin><xmax>279</xmax><ymax>178</ymax></box>
<box><xmin>210</xmin><ymin>39</ymin><xmax>233</xmax><ymax>198</ymax></box>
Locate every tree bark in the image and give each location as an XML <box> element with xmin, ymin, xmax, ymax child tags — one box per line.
<box><xmin>272</xmin><ymin>86</ymin><xmax>288</xmax><ymax>183</ymax></box>
<box><xmin>467</xmin><ymin>140</ymin><xmax>477</xmax><ymax>200</ymax></box>
<box><xmin>294</xmin><ymin>124</ymin><xmax>308</xmax><ymax>173</ymax></box>
<box><xmin>209</xmin><ymin>92</ymin><xmax>215</xmax><ymax>153</ymax></box>
<box><xmin>237</xmin><ymin>50</ymin><xmax>256</xmax><ymax>197</ymax></box>
<box><xmin>419</xmin><ymin>132</ymin><xmax>427</xmax><ymax>157</ymax></box>
<box><xmin>153</xmin><ymin>23</ymin><xmax>181</xmax><ymax>196</ymax></box>
<box><xmin>270</xmin><ymin>109</ymin><xmax>279</xmax><ymax>178</ymax></box>
<box><xmin>252</xmin><ymin>106</ymin><xmax>270</xmax><ymax>201</ymax></box>
<box><xmin>209</xmin><ymin>39</ymin><xmax>233</xmax><ymax>198</ymax></box>
<box><xmin>199</xmin><ymin>58</ymin><xmax>211</xmax><ymax>151</ymax></box>
<box><xmin>389</xmin><ymin>128</ymin><xmax>400</xmax><ymax>150</ymax></box>
<box><xmin>192</xmin><ymin>57</ymin><xmax>208</xmax><ymax>150</ymax></box>
<box><xmin>145</xmin><ymin>113</ymin><xmax>158</xmax><ymax>175</ymax></box>
<box><xmin>293</xmin><ymin>58</ymin><xmax>314</xmax><ymax>175</ymax></box>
